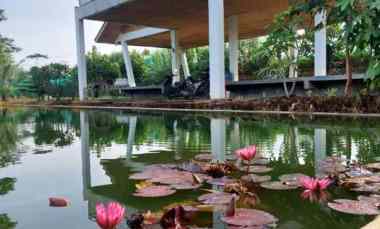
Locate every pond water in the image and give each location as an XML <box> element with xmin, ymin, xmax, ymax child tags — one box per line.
<box><xmin>1</xmin><ymin>108</ymin><xmax>380</xmax><ymax>229</ymax></box>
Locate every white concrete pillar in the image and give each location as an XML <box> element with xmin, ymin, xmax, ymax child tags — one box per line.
<box><xmin>208</xmin><ymin>0</ymin><xmax>226</xmax><ymax>99</ymax></box>
<box><xmin>170</xmin><ymin>30</ymin><xmax>181</xmax><ymax>84</ymax></box>
<box><xmin>211</xmin><ymin>118</ymin><xmax>226</xmax><ymax>162</ymax></box>
<box><xmin>314</xmin><ymin>128</ymin><xmax>327</xmax><ymax>176</ymax></box>
<box><xmin>121</xmin><ymin>41</ymin><xmax>136</xmax><ymax>88</ymax></box>
<box><xmin>289</xmin><ymin>46</ymin><xmax>299</xmax><ymax>78</ymax></box>
<box><xmin>80</xmin><ymin>111</ymin><xmax>91</xmax><ymax>200</ymax></box>
<box><xmin>75</xmin><ymin>7</ymin><xmax>88</xmax><ymax>101</ymax></box>
<box><xmin>228</xmin><ymin>16</ymin><xmax>239</xmax><ymax>82</ymax></box>
<box><xmin>314</xmin><ymin>10</ymin><xmax>327</xmax><ymax>76</ymax></box>
<box><xmin>180</xmin><ymin>48</ymin><xmax>191</xmax><ymax>78</ymax></box>
<box><xmin>126</xmin><ymin>116</ymin><xmax>137</xmax><ymax>159</ymax></box>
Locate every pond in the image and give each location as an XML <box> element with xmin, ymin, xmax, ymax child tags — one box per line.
<box><xmin>0</xmin><ymin>108</ymin><xmax>380</xmax><ymax>229</ymax></box>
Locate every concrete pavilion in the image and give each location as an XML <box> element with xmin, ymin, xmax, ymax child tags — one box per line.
<box><xmin>75</xmin><ymin>0</ymin><xmax>328</xmax><ymax>101</ymax></box>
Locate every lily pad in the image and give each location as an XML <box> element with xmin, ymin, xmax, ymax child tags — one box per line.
<box><xmin>171</xmin><ymin>183</ymin><xmax>202</xmax><ymax>190</ymax></box>
<box><xmin>207</xmin><ymin>177</ymin><xmax>236</xmax><ymax>186</ymax></box>
<box><xmin>260</xmin><ymin>181</ymin><xmax>299</xmax><ymax>190</ymax></box>
<box><xmin>279</xmin><ymin>173</ymin><xmax>308</xmax><ymax>185</ymax></box>
<box><xmin>241</xmin><ymin>166</ymin><xmax>273</xmax><ymax>174</ymax></box>
<box><xmin>198</xmin><ymin>192</ymin><xmax>236</xmax><ymax>205</ymax></box>
<box><xmin>243</xmin><ymin>158</ymin><xmax>270</xmax><ymax>166</ymax></box>
<box><xmin>241</xmin><ymin>174</ymin><xmax>271</xmax><ymax>183</ymax></box>
<box><xmin>358</xmin><ymin>195</ymin><xmax>380</xmax><ymax>207</ymax></box>
<box><xmin>221</xmin><ymin>208</ymin><xmax>278</xmax><ymax>227</ymax></box>
<box><xmin>351</xmin><ymin>183</ymin><xmax>380</xmax><ymax>193</ymax></box>
<box><xmin>133</xmin><ymin>185</ymin><xmax>176</xmax><ymax>198</ymax></box>
<box><xmin>328</xmin><ymin>199</ymin><xmax>380</xmax><ymax>215</ymax></box>
<box><xmin>366</xmin><ymin>163</ymin><xmax>380</xmax><ymax>171</ymax></box>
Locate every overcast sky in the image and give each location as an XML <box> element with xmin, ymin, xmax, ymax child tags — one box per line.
<box><xmin>0</xmin><ymin>0</ymin><xmax>121</xmax><ymax>68</ymax></box>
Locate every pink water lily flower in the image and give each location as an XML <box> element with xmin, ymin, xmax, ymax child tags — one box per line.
<box><xmin>300</xmin><ymin>176</ymin><xmax>332</xmax><ymax>192</ymax></box>
<box><xmin>317</xmin><ymin>178</ymin><xmax>332</xmax><ymax>190</ymax></box>
<box><xmin>235</xmin><ymin>145</ymin><xmax>257</xmax><ymax>162</ymax></box>
<box><xmin>96</xmin><ymin>202</ymin><xmax>125</xmax><ymax>229</ymax></box>
<box><xmin>299</xmin><ymin>176</ymin><xmax>319</xmax><ymax>191</ymax></box>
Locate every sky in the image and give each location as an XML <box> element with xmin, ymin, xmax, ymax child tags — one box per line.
<box><xmin>0</xmin><ymin>0</ymin><xmax>121</xmax><ymax>68</ymax></box>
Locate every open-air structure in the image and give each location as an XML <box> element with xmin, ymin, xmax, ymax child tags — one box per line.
<box><xmin>75</xmin><ymin>0</ymin><xmax>329</xmax><ymax>101</ymax></box>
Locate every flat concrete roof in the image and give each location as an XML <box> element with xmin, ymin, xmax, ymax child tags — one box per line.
<box><xmin>92</xmin><ymin>0</ymin><xmax>290</xmax><ymax>48</ymax></box>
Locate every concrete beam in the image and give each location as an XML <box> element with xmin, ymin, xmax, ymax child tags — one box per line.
<box><xmin>314</xmin><ymin>10</ymin><xmax>327</xmax><ymax>77</ymax></box>
<box><xmin>77</xmin><ymin>0</ymin><xmax>126</xmax><ymax>20</ymax></box>
<box><xmin>228</xmin><ymin>16</ymin><xmax>239</xmax><ymax>82</ymax></box>
<box><xmin>208</xmin><ymin>0</ymin><xmax>226</xmax><ymax>99</ymax></box>
<box><xmin>116</xmin><ymin>27</ymin><xmax>169</xmax><ymax>44</ymax></box>
<box><xmin>75</xmin><ymin>7</ymin><xmax>88</xmax><ymax>101</ymax></box>
<box><xmin>121</xmin><ymin>41</ymin><xmax>136</xmax><ymax>87</ymax></box>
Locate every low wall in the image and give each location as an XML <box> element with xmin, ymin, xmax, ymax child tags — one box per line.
<box><xmin>121</xmin><ymin>74</ymin><xmax>370</xmax><ymax>99</ymax></box>
<box><xmin>228</xmin><ymin>74</ymin><xmax>368</xmax><ymax>98</ymax></box>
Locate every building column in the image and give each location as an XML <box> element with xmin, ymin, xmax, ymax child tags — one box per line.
<box><xmin>314</xmin><ymin>128</ymin><xmax>327</xmax><ymax>176</ymax></box>
<box><xmin>75</xmin><ymin>7</ymin><xmax>88</xmax><ymax>101</ymax></box>
<box><xmin>314</xmin><ymin>10</ymin><xmax>327</xmax><ymax>77</ymax></box>
<box><xmin>208</xmin><ymin>0</ymin><xmax>226</xmax><ymax>99</ymax></box>
<box><xmin>211</xmin><ymin>118</ymin><xmax>226</xmax><ymax>162</ymax></box>
<box><xmin>228</xmin><ymin>15</ymin><xmax>239</xmax><ymax>82</ymax></box>
<box><xmin>170</xmin><ymin>30</ymin><xmax>181</xmax><ymax>85</ymax></box>
<box><xmin>80</xmin><ymin>111</ymin><xmax>91</xmax><ymax>200</ymax></box>
<box><xmin>289</xmin><ymin>47</ymin><xmax>299</xmax><ymax>78</ymax></box>
<box><xmin>180</xmin><ymin>48</ymin><xmax>191</xmax><ymax>78</ymax></box>
<box><xmin>121</xmin><ymin>41</ymin><xmax>136</xmax><ymax>88</ymax></box>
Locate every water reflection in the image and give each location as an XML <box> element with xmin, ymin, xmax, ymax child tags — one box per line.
<box><xmin>1</xmin><ymin>108</ymin><xmax>380</xmax><ymax>228</ymax></box>
<box><xmin>76</xmin><ymin>110</ymin><xmax>380</xmax><ymax>228</ymax></box>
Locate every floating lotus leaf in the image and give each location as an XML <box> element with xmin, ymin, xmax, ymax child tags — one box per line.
<box><xmin>279</xmin><ymin>173</ymin><xmax>308</xmax><ymax>185</ymax></box>
<box><xmin>171</xmin><ymin>183</ymin><xmax>202</xmax><ymax>190</ymax></box>
<box><xmin>346</xmin><ymin>166</ymin><xmax>373</xmax><ymax>177</ymax></box>
<box><xmin>317</xmin><ymin>157</ymin><xmax>347</xmax><ymax>176</ymax></box>
<box><xmin>243</xmin><ymin>158</ymin><xmax>270</xmax><ymax>166</ymax></box>
<box><xmin>49</xmin><ymin>197</ymin><xmax>69</xmax><ymax>207</ymax></box>
<box><xmin>358</xmin><ymin>195</ymin><xmax>380</xmax><ymax>207</ymax></box>
<box><xmin>177</xmin><ymin>162</ymin><xmax>203</xmax><ymax>173</ymax></box>
<box><xmin>328</xmin><ymin>199</ymin><xmax>380</xmax><ymax>215</ymax></box>
<box><xmin>207</xmin><ymin>177</ymin><xmax>236</xmax><ymax>186</ymax></box>
<box><xmin>241</xmin><ymin>174</ymin><xmax>271</xmax><ymax>183</ymax></box>
<box><xmin>133</xmin><ymin>185</ymin><xmax>176</xmax><ymax>198</ymax></box>
<box><xmin>130</xmin><ymin>166</ymin><xmax>174</xmax><ymax>180</ymax></box>
<box><xmin>241</xmin><ymin>166</ymin><xmax>273</xmax><ymax>174</ymax></box>
<box><xmin>198</xmin><ymin>192</ymin><xmax>236</xmax><ymax>205</ymax></box>
<box><xmin>351</xmin><ymin>183</ymin><xmax>380</xmax><ymax>193</ymax></box>
<box><xmin>342</xmin><ymin>175</ymin><xmax>380</xmax><ymax>187</ymax></box>
<box><xmin>260</xmin><ymin>181</ymin><xmax>299</xmax><ymax>190</ymax></box>
<box><xmin>366</xmin><ymin>163</ymin><xmax>380</xmax><ymax>171</ymax></box>
<box><xmin>221</xmin><ymin>209</ymin><xmax>278</xmax><ymax>227</ymax></box>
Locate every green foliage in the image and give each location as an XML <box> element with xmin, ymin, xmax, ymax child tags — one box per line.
<box><xmin>0</xmin><ymin>214</ymin><xmax>17</xmax><ymax>229</ymax></box>
<box><xmin>86</xmin><ymin>46</ymin><xmax>121</xmax><ymax>83</ymax></box>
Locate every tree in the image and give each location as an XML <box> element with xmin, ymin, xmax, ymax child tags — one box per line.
<box><xmin>284</xmin><ymin>0</ymin><xmax>380</xmax><ymax>96</ymax></box>
<box><xmin>86</xmin><ymin>46</ymin><xmax>121</xmax><ymax>83</ymax></box>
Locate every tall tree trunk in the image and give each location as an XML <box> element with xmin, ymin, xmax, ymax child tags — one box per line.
<box><xmin>344</xmin><ymin>49</ymin><xmax>353</xmax><ymax>97</ymax></box>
